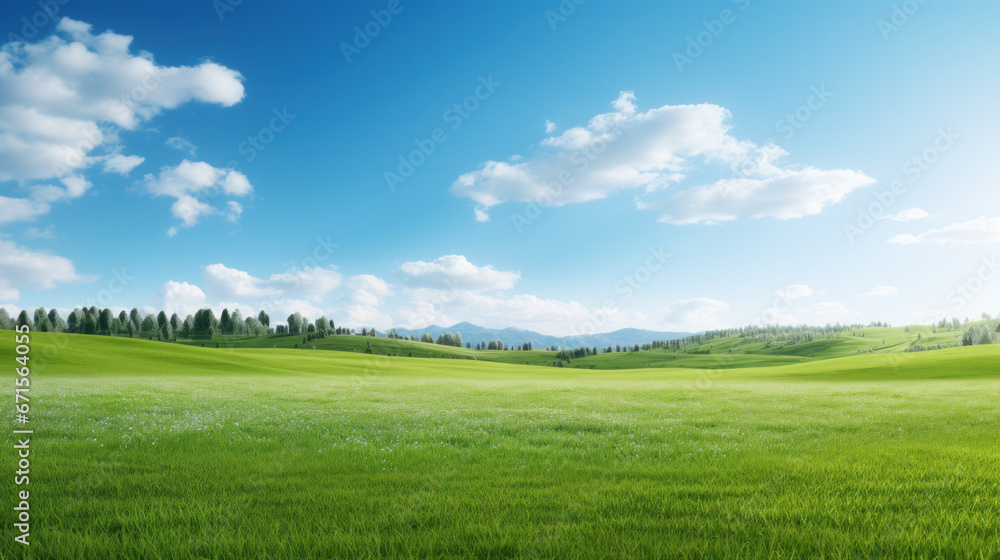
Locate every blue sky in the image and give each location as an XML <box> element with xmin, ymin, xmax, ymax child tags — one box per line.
<box><xmin>1</xmin><ymin>0</ymin><xmax>998</xmax><ymax>335</ymax></box>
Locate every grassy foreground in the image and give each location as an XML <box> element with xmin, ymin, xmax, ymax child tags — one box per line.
<box><xmin>3</xmin><ymin>333</ymin><xmax>998</xmax><ymax>559</ymax></box>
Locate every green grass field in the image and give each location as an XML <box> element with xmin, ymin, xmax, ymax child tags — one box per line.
<box><xmin>4</xmin><ymin>332</ymin><xmax>998</xmax><ymax>559</ymax></box>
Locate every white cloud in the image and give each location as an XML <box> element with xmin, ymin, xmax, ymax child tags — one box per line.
<box><xmin>859</xmin><ymin>286</ymin><xmax>898</xmax><ymax>297</ymax></box>
<box><xmin>884</xmin><ymin>208</ymin><xmax>930</xmax><ymax>222</ymax></box>
<box><xmin>398</xmin><ymin>300</ymin><xmax>453</xmax><ymax>329</ymax></box>
<box><xmin>159</xmin><ymin>280</ymin><xmax>207</xmax><ymax>317</ymax></box>
<box><xmin>0</xmin><ymin>240</ymin><xmax>91</xmax><ymax>300</ymax></box>
<box><xmin>399</xmin><ymin>254</ymin><xmax>520</xmax><ymax>292</ymax></box>
<box><xmin>0</xmin><ymin>195</ymin><xmax>51</xmax><ymax>224</ymax></box>
<box><xmin>141</xmin><ymin>160</ymin><xmax>253</xmax><ymax>234</ymax></box>
<box><xmin>804</xmin><ymin>302</ymin><xmax>858</xmax><ymax>316</ymax></box>
<box><xmin>159</xmin><ymin>277</ymin><xmax>331</xmax><ymax>325</ymax></box>
<box><xmin>775</xmin><ymin>284</ymin><xmax>813</xmax><ymax>300</ymax></box>
<box><xmin>544</xmin><ymin>119</ymin><xmax>557</xmax><ymax>133</ymax></box>
<box><xmin>202</xmin><ymin>263</ymin><xmax>279</xmax><ymax>300</ymax></box>
<box><xmin>394</xmin><ymin>255</ymin><xmax>639</xmax><ymax>335</ymax></box>
<box><xmin>269</xmin><ymin>267</ymin><xmax>344</xmax><ymax>303</ymax></box>
<box><xmin>342</xmin><ymin>274</ymin><xmax>393</xmax><ymax>329</ymax></box>
<box><xmin>23</xmin><ymin>225</ymin><xmax>56</xmax><ymax>239</ymax></box>
<box><xmin>0</xmin><ymin>18</ymin><xmax>244</xmax><ymax>222</ymax></box>
<box><xmin>225</xmin><ymin>201</ymin><xmax>243</xmax><ymax>223</ymax></box>
<box><xmin>202</xmin><ymin>263</ymin><xmax>343</xmax><ymax>303</ymax></box>
<box><xmin>663</xmin><ymin>298</ymin><xmax>730</xmax><ymax>331</ymax></box>
<box><xmin>101</xmin><ymin>153</ymin><xmax>144</xmax><ymax>175</ymax></box>
<box><xmin>407</xmin><ymin>291</ymin><xmax>604</xmax><ymax>336</ymax></box>
<box><xmin>0</xmin><ymin>174</ymin><xmax>96</xmax><ymax>225</ymax></box>
<box><xmin>165</xmin><ymin>136</ymin><xmax>197</xmax><ymax>157</ymax></box>
<box><xmin>887</xmin><ymin>217</ymin><xmax>1000</xmax><ymax>245</ymax></box>
<box><xmin>266</xmin><ymin>299</ymin><xmax>327</xmax><ymax>325</ymax></box>
<box><xmin>650</xmin><ymin>168</ymin><xmax>875</xmax><ymax>224</ymax></box>
<box><xmin>451</xmin><ymin>92</ymin><xmax>872</xmax><ymax>223</ymax></box>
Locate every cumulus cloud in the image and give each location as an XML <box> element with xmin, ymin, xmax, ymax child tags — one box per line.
<box><xmin>102</xmin><ymin>153</ymin><xmax>144</xmax><ymax>175</ymax></box>
<box><xmin>0</xmin><ymin>240</ymin><xmax>91</xmax><ymax>300</ymax></box>
<box><xmin>451</xmin><ymin>91</ymin><xmax>872</xmax><ymax>224</ymax></box>
<box><xmin>341</xmin><ymin>274</ymin><xmax>393</xmax><ymax>329</ymax></box>
<box><xmin>225</xmin><ymin>201</ymin><xmax>243</xmax><ymax>223</ymax></box>
<box><xmin>0</xmin><ymin>195</ymin><xmax>51</xmax><ymax>224</ymax></box>
<box><xmin>394</xmin><ymin>254</ymin><xmax>637</xmax><ymax>335</ymax></box>
<box><xmin>158</xmin><ymin>279</ymin><xmax>328</xmax><ymax>325</ymax></box>
<box><xmin>159</xmin><ymin>280</ymin><xmax>207</xmax><ymax>317</ymax></box>
<box><xmin>202</xmin><ymin>264</ymin><xmax>279</xmax><ymax>300</ymax></box>
<box><xmin>263</xmin><ymin>299</ymin><xmax>327</xmax><ymax>324</ymax></box>
<box><xmin>399</xmin><ymin>254</ymin><xmax>520</xmax><ymax>293</ymax></box>
<box><xmin>888</xmin><ymin>216</ymin><xmax>1000</xmax><ymax>245</ymax></box>
<box><xmin>804</xmin><ymin>302</ymin><xmax>858</xmax><ymax>316</ymax></box>
<box><xmin>883</xmin><ymin>208</ymin><xmax>930</xmax><ymax>222</ymax></box>
<box><xmin>663</xmin><ymin>298</ymin><xmax>730</xmax><ymax>331</ymax></box>
<box><xmin>859</xmin><ymin>286</ymin><xmax>898</xmax><ymax>297</ymax></box>
<box><xmin>141</xmin><ymin>160</ymin><xmax>252</xmax><ymax>235</ymax></box>
<box><xmin>649</xmin><ymin>168</ymin><xmax>874</xmax><ymax>224</ymax></box>
<box><xmin>202</xmin><ymin>263</ymin><xmax>342</xmax><ymax>304</ymax></box>
<box><xmin>0</xmin><ymin>18</ymin><xmax>244</xmax><ymax>223</ymax></box>
<box><xmin>269</xmin><ymin>266</ymin><xmax>344</xmax><ymax>303</ymax></box>
<box><xmin>165</xmin><ymin>136</ymin><xmax>197</xmax><ymax>157</ymax></box>
<box><xmin>775</xmin><ymin>284</ymin><xmax>813</xmax><ymax>300</ymax></box>
<box><xmin>398</xmin><ymin>300</ymin><xmax>453</xmax><ymax>329</ymax></box>
<box><xmin>23</xmin><ymin>224</ymin><xmax>56</xmax><ymax>239</ymax></box>
<box><xmin>544</xmin><ymin>120</ymin><xmax>557</xmax><ymax>133</ymax></box>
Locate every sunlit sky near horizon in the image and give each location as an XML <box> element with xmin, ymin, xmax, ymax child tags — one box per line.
<box><xmin>1</xmin><ymin>0</ymin><xmax>998</xmax><ymax>335</ymax></box>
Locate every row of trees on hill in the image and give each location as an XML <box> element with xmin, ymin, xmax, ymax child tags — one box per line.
<box><xmin>961</xmin><ymin>318</ymin><xmax>1000</xmax><ymax>346</ymax></box>
<box><xmin>5</xmin><ymin>305</ymin><xmax>996</xmax><ymax>353</ymax></box>
<box><xmin>0</xmin><ymin>306</ymin><xmax>280</xmax><ymax>340</ymax></box>
<box><xmin>0</xmin><ymin>307</ymin><xmax>536</xmax><ymax>350</ymax></box>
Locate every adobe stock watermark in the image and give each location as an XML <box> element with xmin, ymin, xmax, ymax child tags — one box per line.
<box><xmin>510</xmin><ymin>120</ymin><xmax>624</xmax><ymax>234</ymax></box>
<box><xmin>946</xmin><ymin>254</ymin><xmax>1000</xmax><ymax>312</ymax></box>
<box><xmin>384</xmin><ymin>75</ymin><xmax>501</xmax><ymax>192</ymax></box>
<box><xmin>6</xmin><ymin>0</ymin><xmax>71</xmax><ymax>43</ymax></box>
<box><xmin>234</xmin><ymin>107</ymin><xmax>296</xmax><ymax>164</ymax></box>
<box><xmin>544</xmin><ymin>0</ymin><xmax>585</xmax><ymax>31</ymax></box>
<box><xmin>340</xmin><ymin>0</ymin><xmax>412</xmax><ymax>63</ymax></box>
<box><xmin>563</xmin><ymin>246</ymin><xmax>669</xmax><ymax>344</ymax></box>
<box><xmin>878</xmin><ymin>0</ymin><xmax>931</xmax><ymax>40</ymax></box>
<box><xmin>80</xmin><ymin>268</ymin><xmax>135</xmax><ymax>309</ymax></box>
<box><xmin>213</xmin><ymin>0</ymin><xmax>244</xmax><ymax>21</ymax></box>
<box><xmin>843</xmin><ymin>127</ymin><xmax>957</xmax><ymax>243</ymax></box>
<box><xmin>244</xmin><ymin>235</ymin><xmax>340</xmax><ymax>316</ymax></box>
<box><xmin>775</xmin><ymin>85</ymin><xmax>833</xmax><ymax>140</ymax></box>
<box><xmin>672</xmin><ymin>0</ymin><xmax>751</xmax><ymax>73</ymax></box>
<box><xmin>748</xmin><ymin>290</ymin><xmax>799</xmax><ymax>328</ymax></box>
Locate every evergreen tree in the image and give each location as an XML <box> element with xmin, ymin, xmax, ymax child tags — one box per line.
<box><xmin>17</xmin><ymin>310</ymin><xmax>32</xmax><ymax>330</ymax></box>
<box><xmin>229</xmin><ymin>310</ymin><xmax>243</xmax><ymax>335</ymax></box>
<box><xmin>48</xmin><ymin>309</ymin><xmax>61</xmax><ymax>331</ymax></box>
<box><xmin>83</xmin><ymin>312</ymin><xmax>98</xmax><ymax>335</ymax></box>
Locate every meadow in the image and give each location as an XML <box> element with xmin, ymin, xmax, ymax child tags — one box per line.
<box><xmin>3</xmin><ymin>332</ymin><xmax>998</xmax><ymax>559</ymax></box>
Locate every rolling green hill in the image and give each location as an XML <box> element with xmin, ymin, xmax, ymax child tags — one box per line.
<box><xmin>174</xmin><ymin>333</ymin><xmax>563</xmax><ymax>366</ymax></box>
<box><xmin>161</xmin><ymin>323</ymin><xmax>969</xmax><ymax>372</ymax></box>
<box><xmin>28</xmin><ymin>331</ymin><xmax>998</xmax><ymax>382</ymax></box>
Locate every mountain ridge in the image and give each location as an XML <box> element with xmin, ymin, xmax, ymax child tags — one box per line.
<box><xmin>390</xmin><ymin>322</ymin><xmax>693</xmax><ymax>349</ymax></box>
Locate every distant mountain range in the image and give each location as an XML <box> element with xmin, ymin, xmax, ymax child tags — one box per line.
<box><xmin>390</xmin><ymin>322</ymin><xmax>693</xmax><ymax>349</ymax></box>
